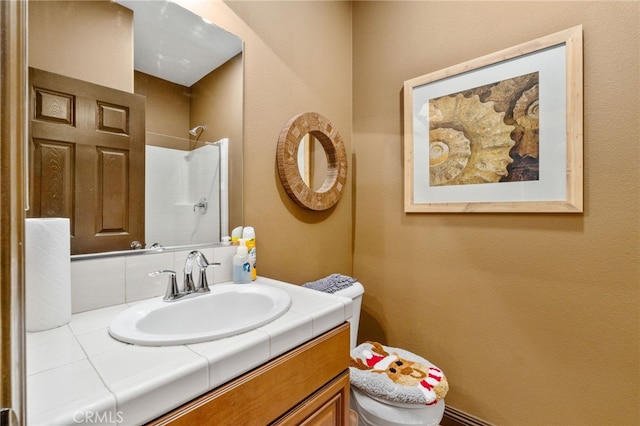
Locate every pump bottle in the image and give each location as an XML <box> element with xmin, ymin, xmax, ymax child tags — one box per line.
<box><xmin>232</xmin><ymin>239</ymin><xmax>251</xmax><ymax>284</ymax></box>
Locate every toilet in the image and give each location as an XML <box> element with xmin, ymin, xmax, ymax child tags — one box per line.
<box><xmin>334</xmin><ymin>282</ymin><xmax>445</xmax><ymax>426</ymax></box>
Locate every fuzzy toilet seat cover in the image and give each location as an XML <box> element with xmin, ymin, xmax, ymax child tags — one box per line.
<box><xmin>349</xmin><ymin>342</ymin><xmax>449</xmax><ymax>406</ymax></box>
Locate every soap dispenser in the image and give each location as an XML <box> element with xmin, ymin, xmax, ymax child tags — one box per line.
<box><xmin>242</xmin><ymin>226</ymin><xmax>256</xmax><ymax>281</ymax></box>
<box><xmin>232</xmin><ymin>239</ymin><xmax>251</xmax><ymax>284</ymax></box>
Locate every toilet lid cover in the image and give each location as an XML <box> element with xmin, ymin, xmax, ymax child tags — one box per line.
<box><xmin>349</xmin><ymin>342</ymin><xmax>449</xmax><ymax>406</ymax></box>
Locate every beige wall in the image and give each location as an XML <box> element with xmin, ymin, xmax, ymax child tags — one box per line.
<box><xmin>191</xmin><ymin>53</ymin><xmax>243</xmax><ymax>148</ymax></box>
<box><xmin>135</xmin><ymin>71</ymin><xmax>191</xmax><ymax>148</ymax></box>
<box><xmin>191</xmin><ymin>54</ymin><xmax>244</xmax><ymax>229</ymax></box>
<box><xmin>352</xmin><ymin>1</ymin><xmax>639</xmax><ymax>424</ymax></box>
<box><xmin>28</xmin><ymin>1</ymin><xmax>133</xmax><ymax>92</ymax></box>
<box><xmin>179</xmin><ymin>0</ymin><xmax>354</xmax><ymax>284</ymax></box>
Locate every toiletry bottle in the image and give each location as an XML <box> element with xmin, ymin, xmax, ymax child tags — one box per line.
<box><xmin>232</xmin><ymin>239</ymin><xmax>251</xmax><ymax>284</ymax></box>
<box><xmin>242</xmin><ymin>226</ymin><xmax>256</xmax><ymax>281</ymax></box>
<box><xmin>231</xmin><ymin>226</ymin><xmax>243</xmax><ymax>245</ymax></box>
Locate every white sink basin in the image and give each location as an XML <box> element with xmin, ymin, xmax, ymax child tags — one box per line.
<box><xmin>109</xmin><ymin>284</ymin><xmax>291</xmax><ymax>346</ymax></box>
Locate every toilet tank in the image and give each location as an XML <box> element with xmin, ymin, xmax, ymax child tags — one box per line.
<box><xmin>333</xmin><ymin>281</ymin><xmax>364</xmax><ymax>349</ymax></box>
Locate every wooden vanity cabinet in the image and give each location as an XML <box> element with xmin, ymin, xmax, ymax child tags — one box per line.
<box><xmin>148</xmin><ymin>323</ymin><xmax>351</xmax><ymax>426</ymax></box>
<box><xmin>273</xmin><ymin>371</ymin><xmax>350</xmax><ymax>426</ymax></box>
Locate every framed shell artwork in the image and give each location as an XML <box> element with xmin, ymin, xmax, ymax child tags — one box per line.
<box><xmin>403</xmin><ymin>26</ymin><xmax>583</xmax><ymax>213</ymax></box>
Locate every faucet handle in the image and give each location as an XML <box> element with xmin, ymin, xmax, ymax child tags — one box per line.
<box><xmin>149</xmin><ymin>270</ymin><xmax>182</xmax><ymax>302</ymax></box>
<box><xmin>196</xmin><ymin>262</ymin><xmax>221</xmax><ymax>293</ymax></box>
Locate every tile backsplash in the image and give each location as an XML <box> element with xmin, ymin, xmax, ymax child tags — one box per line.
<box><xmin>70</xmin><ymin>245</ymin><xmax>237</xmax><ymax>313</ymax></box>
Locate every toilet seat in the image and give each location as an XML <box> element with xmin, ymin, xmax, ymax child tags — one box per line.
<box><xmin>350</xmin><ymin>387</ymin><xmax>444</xmax><ymax>426</ymax></box>
<box><xmin>350</xmin><ymin>342</ymin><xmax>448</xmax><ymax>407</ymax></box>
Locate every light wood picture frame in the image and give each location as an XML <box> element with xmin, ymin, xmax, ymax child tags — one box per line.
<box><xmin>404</xmin><ymin>26</ymin><xmax>583</xmax><ymax>213</ymax></box>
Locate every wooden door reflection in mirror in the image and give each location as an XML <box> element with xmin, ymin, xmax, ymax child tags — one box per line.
<box><xmin>29</xmin><ymin>67</ymin><xmax>145</xmax><ymax>255</ymax></box>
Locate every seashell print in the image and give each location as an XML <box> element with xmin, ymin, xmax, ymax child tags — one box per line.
<box><xmin>428</xmin><ymin>127</ymin><xmax>472</xmax><ymax>185</ymax></box>
<box><xmin>426</xmin><ymin>94</ymin><xmax>515</xmax><ymax>186</ymax></box>
<box><xmin>479</xmin><ymin>72</ymin><xmax>540</xmax><ymax>180</ymax></box>
<box><xmin>512</xmin><ymin>84</ymin><xmax>539</xmax><ymax>158</ymax></box>
<box><xmin>485</xmin><ymin>73</ymin><xmax>539</xmax><ymax>114</ymax></box>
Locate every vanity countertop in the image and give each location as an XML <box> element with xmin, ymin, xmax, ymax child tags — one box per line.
<box><xmin>26</xmin><ymin>277</ymin><xmax>353</xmax><ymax>426</ymax></box>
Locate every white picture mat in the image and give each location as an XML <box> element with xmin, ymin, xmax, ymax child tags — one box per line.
<box><xmin>411</xmin><ymin>43</ymin><xmax>567</xmax><ymax>204</ymax></box>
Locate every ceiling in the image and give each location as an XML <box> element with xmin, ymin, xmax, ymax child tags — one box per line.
<box><xmin>115</xmin><ymin>0</ymin><xmax>243</xmax><ymax>87</ymax></box>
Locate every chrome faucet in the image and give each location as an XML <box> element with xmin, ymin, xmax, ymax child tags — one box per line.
<box><xmin>150</xmin><ymin>250</ymin><xmax>220</xmax><ymax>302</ymax></box>
<box><xmin>183</xmin><ymin>250</ymin><xmax>221</xmax><ymax>294</ymax></box>
<box><xmin>183</xmin><ymin>251</ymin><xmax>199</xmax><ymax>294</ymax></box>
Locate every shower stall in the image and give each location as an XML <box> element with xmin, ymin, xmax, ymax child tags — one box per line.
<box><xmin>145</xmin><ymin>138</ymin><xmax>229</xmax><ymax>247</ymax></box>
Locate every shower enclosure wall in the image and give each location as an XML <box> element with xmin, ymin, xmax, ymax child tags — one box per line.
<box><xmin>145</xmin><ymin>138</ymin><xmax>229</xmax><ymax>247</ymax></box>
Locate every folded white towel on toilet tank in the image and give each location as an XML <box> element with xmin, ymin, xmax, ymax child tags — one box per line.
<box><xmin>350</xmin><ymin>341</ymin><xmax>449</xmax><ymax>406</ymax></box>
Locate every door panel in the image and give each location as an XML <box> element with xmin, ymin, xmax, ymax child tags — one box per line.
<box><xmin>31</xmin><ymin>139</ymin><xmax>75</xmax><ymax>220</ymax></box>
<box><xmin>97</xmin><ymin>147</ymin><xmax>129</xmax><ymax>233</ymax></box>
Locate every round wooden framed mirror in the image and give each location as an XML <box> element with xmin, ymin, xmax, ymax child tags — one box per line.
<box><xmin>277</xmin><ymin>112</ymin><xmax>347</xmax><ymax>211</ymax></box>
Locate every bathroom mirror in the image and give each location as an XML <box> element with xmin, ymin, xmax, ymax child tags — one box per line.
<box><xmin>298</xmin><ymin>134</ymin><xmax>329</xmax><ymax>191</ymax></box>
<box><xmin>28</xmin><ymin>0</ymin><xmax>243</xmax><ymax>256</ymax></box>
<box><xmin>277</xmin><ymin>112</ymin><xmax>347</xmax><ymax>211</ymax></box>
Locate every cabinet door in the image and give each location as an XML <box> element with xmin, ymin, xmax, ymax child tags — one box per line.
<box><xmin>273</xmin><ymin>371</ymin><xmax>351</xmax><ymax>426</ymax></box>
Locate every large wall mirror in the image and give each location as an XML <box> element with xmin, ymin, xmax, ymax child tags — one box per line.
<box><xmin>28</xmin><ymin>0</ymin><xmax>243</xmax><ymax>256</ymax></box>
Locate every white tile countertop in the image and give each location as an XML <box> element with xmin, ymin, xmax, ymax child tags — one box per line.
<box><xmin>27</xmin><ymin>277</ymin><xmax>353</xmax><ymax>426</ymax></box>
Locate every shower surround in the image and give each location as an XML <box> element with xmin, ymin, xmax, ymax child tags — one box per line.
<box><xmin>145</xmin><ymin>139</ymin><xmax>229</xmax><ymax>247</ymax></box>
